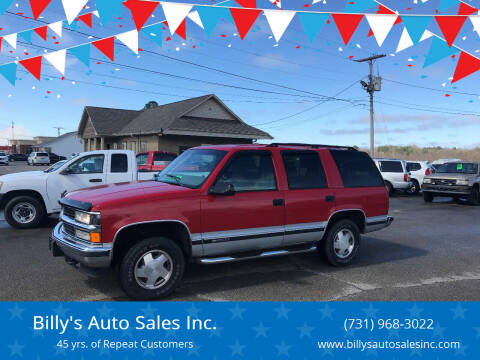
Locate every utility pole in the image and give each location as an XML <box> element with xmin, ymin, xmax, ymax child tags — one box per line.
<box><xmin>53</xmin><ymin>126</ymin><xmax>64</xmax><ymax>136</ymax></box>
<box><xmin>11</xmin><ymin>120</ymin><xmax>14</xmax><ymax>142</ymax></box>
<box><xmin>355</xmin><ymin>54</ymin><xmax>386</xmax><ymax>157</ymax></box>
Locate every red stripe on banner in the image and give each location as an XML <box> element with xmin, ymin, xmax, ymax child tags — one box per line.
<box><xmin>435</xmin><ymin>15</ymin><xmax>467</xmax><ymax>47</ymax></box>
<box><xmin>29</xmin><ymin>0</ymin><xmax>52</xmax><ymax>20</ymax></box>
<box><xmin>20</xmin><ymin>56</ymin><xmax>42</xmax><ymax>80</ymax></box>
<box><xmin>78</xmin><ymin>13</ymin><xmax>93</xmax><ymax>28</ymax></box>
<box><xmin>123</xmin><ymin>0</ymin><xmax>159</xmax><ymax>31</ymax></box>
<box><xmin>34</xmin><ymin>25</ymin><xmax>47</xmax><ymax>40</ymax></box>
<box><xmin>92</xmin><ymin>37</ymin><xmax>115</xmax><ymax>61</ymax></box>
<box><xmin>332</xmin><ymin>13</ymin><xmax>364</xmax><ymax>45</ymax></box>
<box><xmin>452</xmin><ymin>51</ymin><xmax>480</xmax><ymax>83</ymax></box>
<box><xmin>230</xmin><ymin>8</ymin><xmax>262</xmax><ymax>40</ymax></box>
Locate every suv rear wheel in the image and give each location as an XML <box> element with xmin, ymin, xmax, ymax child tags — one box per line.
<box><xmin>119</xmin><ymin>237</ymin><xmax>185</xmax><ymax>300</ymax></box>
<box><xmin>321</xmin><ymin>219</ymin><xmax>360</xmax><ymax>267</ymax></box>
<box><xmin>385</xmin><ymin>181</ymin><xmax>394</xmax><ymax>196</ymax></box>
<box><xmin>4</xmin><ymin>195</ymin><xmax>46</xmax><ymax>229</ymax></box>
<box><xmin>408</xmin><ymin>180</ymin><xmax>420</xmax><ymax>195</ymax></box>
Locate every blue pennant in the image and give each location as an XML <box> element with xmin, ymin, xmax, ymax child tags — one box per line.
<box><xmin>64</xmin><ymin>19</ymin><xmax>78</xmax><ymax>31</ymax></box>
<box><xmin>298</xmin><ymin>13</ymin><xmax>329</xmax><ymax>43</ymax></box>
<box><xmin>424</xmin><ymin>37</ymin><xmax>459</xmax><ymax>68</ymax></box>
<box><xmin>196</xmin><ymin>6</ymin><xmax>233</xmax><ymax>37</ymax></box>
<box><xmin>344</xmin><ymin>0</ymin><xmax>377</xmax><ymax>12</ymax></box>
<box><xmin>69</xmin><ymin>44</ymin><xmax>90</xmax><ymax>68</ymax></box>
<box><xmin>95</xmin><ymin>0</ymin><xmax>123</xmax><ymax>25</ymax></box>
<box><xmin>402</xmin><ymin>16</ymin><xmax>432</xmax><ymax>45</ymax></box>
<box><xmin>0</xmin><ymin>0</ymin><xmax>12</xmax><ymax>14</ymax></box>
<box><xmin>0</xmin><ymin>62</ymin><xmax>17</xmax><ymax>86</ymax></box>
<box><xmin>19</xmin><ymin>29</ymin><xmax>33</xmax><ymax>43</ymax></box>
<box><xmin>141</xmin><ymin>23</ymin><xmax>163</xmax><ymax>47</ymax></box>
<box><xmin>439</xmin><ymin>0</ymin><xmax>458</xmax><ymax>11</ymax></box>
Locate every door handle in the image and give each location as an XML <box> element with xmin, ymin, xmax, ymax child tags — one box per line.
<box><xmin>325</xmin><ymin>195</ymin><xmax>335</xmax><ymax>202</ymax></box>
<box><xmin>89</xmin><ymin>178</ymin><xmax>102</xmax><ymax>183</ymax></box>
<box><xmin>273</xmin><ymin>199</ymin><xmax>284</xmax><ymax>206</ymax></box>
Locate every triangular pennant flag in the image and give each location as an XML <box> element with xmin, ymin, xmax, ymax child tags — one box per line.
<box><xmin>95</xmin><ymin>0</ymin><xmax>123</xmax><ymax>25</ymax></box>
<box><xmin>452</xmin><ymin>51</ymin><xmax>480</xmax><ymax>83</ymax></box>
<box><xmin>435</xmin><ymin>15</ymin><xmax>467</xmax><ymax>47</ymax></box>
<box><xmin>345</xmin><ymin>0</ymin><xmax>377</xmax><ymax>12</ymax></box>
<box><xmin>4</xmin><ymin>33</ymin><xmax>17</xmax><ymax>49</ymax></box>
<box><xmin>61</xmin><ymin>0</ymin><xmax>88</xmax><ymax>24</ymax></box>
<box><xmin>0</xmin><ymin>37</ymin><xmax>2</xmax><ymax>53</ymax></box>
<box><xmin>366</xmin><ymin>14</ymin><xmax>397</xmax><ymax>47</ymax></box>
<box><xmin>20</xmin><ymin>56</ymin><xmax>42</xmax><ymax>81</ymax></box>
<box><xmin>92</xmin><ymin>37</ymin><xmax>115</xmax><ymax>61</ymax></box>
<box><xmin>65</xmin><ymin>19</ymin><xmax>77</xmax><ymax>31</ymax></box>
<box><xmin>401</xmin><ymin>15</ymin><xmax>432</xmax><ymax>45</ymax></box>
<box><xmin>141</xmin><ymin>23</ymin><xmax>163</xmax><ymax>47</ymax></box>
<box><xmin>396</xmin><ymin>27</ymin><xmax>413</xmax><ymax>52</ymax></box>
<box><xmin>420</xmin><ymin>29</ymin><xmax>434</xmax><ymax>42</ymax></box>
<box><xmin>235</xmin><ymin>0</ymin><xmax>256</xmax><ymax>7</ymax></box>
<box><xmin>0</xmin><ymin>63</ymin><xmax>17</xmax><ymax>86</ymax></box>
<box><xmin>269</xmin><ymin>0</ymin><xmax>281</xmax><ymax>8</ymax></box>
<box><xmin>471</xmin><ymin>16</ymin><xmax>480</xmax><ymax>35</ymax></box>
<box><xmin>458</xmin><ymin>2</ymin><xmax>478</xmax><ymax>15</ymax></box>
<box><xmin>34</xmin><ymin>25</ymin><xmax>48</xmax><ymax>40</ymax></box>
<box><xmin>1</xmin><ymin>0</ymin><xmax>12</xmax><ymax>14</ymax></box>
<box><xmin>264</xmin><ymin>10</ymin><xmax>295</xmax><ymax>42</ymax></box>
<box><xmin>19</xmin><ymin>30</ymin><xmax>33</xmax><ymax>43</ymax></box>
<box><xmin>116</xmin><ymin>29</ymin><xmax>139</xmax><ymax>54</ymax></box>
<box><xmin>298</xmin><ymin>12</ymin><xmax>329</xmax><ymax>43</ymax></box>
<box><xmin>123</xmin><ymin>0</ymin><xmax>159</xmax><ymax>31</ymax></box>
<box><xmin>175</xmin><ymin>18</ymin><xmax>187</xmax><ymax>40</ymax></box>
<box><xmin>196</xmin><ymin>6</ymin><xmax>233</xmax><ymax>37</ymax></box>
<box><xmin>48</xmin><ymin>21</ymin><xmax>62</xmax><ymax>37</ymax></box>
<box><xmin>368</xmin><ymin>4</ymin><xmax>400</xmax><ymax>37</ymax></box>
<box><xmin>230</xmin><ymin>8</ymin><xmax>262</xmax><ymax>40</ymax></box>
<box><xmin>69</xmin><ymin>43</ymin><xmax>90</xmax><ymax>67</ymax></box>
<box><xmin>160</xmin><ymin>1</ymin><xmax>192</xmax><ymax>35</ymax></box>
<box><xmin>78</xmin><ymin>13</ymin><xmax>92</xmax><ymax>28</ymax></box>
<box><xmin>187</xmin><ymin>10</ymin><xmax>204</xmax><ymax>29</ymax></box>
<box><xmin>29</xmin><ymin>0</ymin><xmax>51</xmax><ymax>20</ymax></box>
<box><xmin>439</xmin><ymin>0</ymin><xmax>458</xmax><ymax>11</ymax></box>
<box><xmin>44</xmin><ymin>49</ymin><xmax>66</xmax><ymax>74</ymax></box>
<box><xmin>331</xmin><ymin>14</ymin><xmax>363</xmax><ymax>45</ymax></box>
<box><xmin>424</xmin><ymin>36</ymin><xmax>459</xmax><ymax>67</ymax></box>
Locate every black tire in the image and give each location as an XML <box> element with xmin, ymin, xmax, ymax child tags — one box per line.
<box><xmin>423</xmin><ymin>192</ymin><xmax>434</xmax><ymax>203</ymax></box>
<box><xmin>4</xmin><ymin>195</ymin><xmax>46</xmax><ymax>229</ymax></box>
<box><xmin>119</xmin><ymin>237</ymin><xmax>185</xmax><ymax>300</ymax></box>
<box><xmin>320</xmin><ymin>219</ymin><xmax>360</xmax><ymax>267</ymax></box>
<box><xmin>468</xmin><ymin>185</ymin><xmax>479</xmax><ymax>205</ymax></box>
<box><xmin>408</xmin><ymin>180</ymin><xmax>420</xmax><ymax>195</ymax></box>
<box><xmin>385</xmin><ymin>181</ymin><xmax>394</xmax><ymax>196</ymax></box>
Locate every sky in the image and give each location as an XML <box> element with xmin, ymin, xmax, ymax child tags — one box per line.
<box><xmin>1</xmin><ymin>0</ymin><xmax>480</xmax><ymax>149</ymax></box>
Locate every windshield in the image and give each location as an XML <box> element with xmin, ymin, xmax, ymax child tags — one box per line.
<box><xmin>44</xmin><ymin>160</ymin><xmax>67</xmax><ymax>173</ymax></box>
<box><xmin>0</xmin><ymin>152</ymin><xmax>6</xmax><ymax>156</ymax></box>
<box><xmin>156</xmin><ymin>149</ymin><xmax>227</xmax><ymax>188</ymax></box>
<box><xmin>437</xmin><ymin>162</ymin><xmax>478</xmax><ymax>174</ymax></box>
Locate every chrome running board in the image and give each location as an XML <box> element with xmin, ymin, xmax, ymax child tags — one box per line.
<box><xmin>197</xmin><ymin>246</ymin><xmax>317</xmax><ymax>264</ymax></box>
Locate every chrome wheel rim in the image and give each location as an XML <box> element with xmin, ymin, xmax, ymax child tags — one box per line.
<box><xmin>12</xmin><ymin>202</ymin><xmax>36</xmax><ymax>224</ymax></box>
<box><xmin>333</xmin><ymin>229</ymin><xmax>355</xmax><ymax>259</ymax></box>
<box><xmin>134</xmin><ymin>250</ymin><xmax>173</xmax><ymax>290</ymax></box>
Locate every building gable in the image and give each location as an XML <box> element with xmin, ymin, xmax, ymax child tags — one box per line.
<box><xmin>81</xmin><ymin>118</ymin><xmax>97</xmax><ymax>138</ymax></box>
<box><xmin>184</xmin><ymin>98</ymin><xmax>236</xmax><ymax>120</ymax></box>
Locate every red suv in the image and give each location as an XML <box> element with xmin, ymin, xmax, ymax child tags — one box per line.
<box><xmin>50</xmin><ymin>144</ymin><xmax>393</xmax><ymax>299</ymax></box>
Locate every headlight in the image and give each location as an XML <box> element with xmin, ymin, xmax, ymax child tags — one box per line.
<box><xmin>0</xmin><ymin>181</ymin><xmax>3</xmax><ymax>190</ymax></box>
<box><xmin>456</xmin><ymin>179</ymin><xmax>470</xmax><ymax>185</ymax></box>
<box><xmin>75</xmin><ymin>211</ymin><xmax>92</xmax><ymax>224</ymax></box>
<box><xmin>75</xmin><ymin>229</ymin><xmax>91</xmax><ymax>241</ymax></box>
<box><xmin>423</xmin><ymin>178</ymin><xmax>432</xmax><ymax>184</ymax></box>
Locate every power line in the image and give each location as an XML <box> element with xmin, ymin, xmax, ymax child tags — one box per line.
<box><xmin>383</xmin><ymin>78</ymin><xmax>480</xmax><ymax>97</ymax></box>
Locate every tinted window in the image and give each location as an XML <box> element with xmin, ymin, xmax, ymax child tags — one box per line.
<box><xmin>136</xmin><ymin>153</ymin><xmax>148</xmax><ymax>165</ymax></box>
<box><xmin>330</xmin><ymin>150</ymin><xmax>384</xmax><ymax>187</ymax></box>
<box><xmin>67</xmin><ymin>154</ymin><xmax>104</xmax><ymax>174</ymax></box>
<box><xmin>437</xmin><ymin>162</ymin><xmax>478</xmax><ymax>174</ymax></box>
<box><xmin>407</xmin><ymin>162</ymin><xmax>421</xmax><ymax>172</ymax></box>
<box><xmin>37</xmin><ymin>152</ymin><xmax>49</xmax><ymax>157</ymax></box>
<box><xmin>111</xmin><ymin>154</ymin><xmax>128</xmax><ymax>173</ymax></box>
<box><xmin>282</xmin><ymin>151</ymin><xmax>327</xmax><ymax>189</ymax></box>
<box><xmin>0</xmin><ymin>152</ymin><xmax>5</xmax><ymax>156</ymax></box>
<box><xmin>217</xmin><ymin>152</ymin><xmax>276</xmax><ymax>192</ymax></box>
<box><xmin>153</xmin><ymin>153</ymin><xmax>177</xmax><ymax>164</ymax></box>
<box><xmin>379</xmin><ymin>160</ymin><xmax>403</xmax><ymax>173</ymax></box>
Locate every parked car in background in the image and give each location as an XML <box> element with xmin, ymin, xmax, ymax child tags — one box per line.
<box><xmin>423</xmin><ymin>162</ymin><xmax>480</xmax><ymax>204</ymax></box>
<box><xmin>406</xmin><ymin>161</ymin><xmax>434</xmax><ymax>194</ymax></box>
<box><xmin>0</xmin><ymin>152</ymin><xmax>9</xmax><ymax>166</ymax></box>
<box><xmin>50</xmin><ymin>143</ymin><xmax>393</xmax><ymax>300</ymax></box>
<box><xmin>48</xmin><ymin>152</ymin><xmax>67</xmax><ymax>164</ymax></box>
<box><xmin>373</xmin><ymin>158</ymin><xmax>411</xmax><ymax>196</ymax></box>
<box><xmin>27</xmin><ymin>152</ymin><xmax>50</xmax><ymax>166</ymax></box>
<box><xmin>8</xmin><ymin>153</ymin><xmax>28</xmax><ymax>162</ymax></box>
<box><xmin>136</xmin><ymin>151</ymin><xmax>177</xmax><ymax>172</ymax></box>
<box><xmin>431</xmin><ymin>158</ymin><xmax>464</xmax><ymax>172</ymax></box>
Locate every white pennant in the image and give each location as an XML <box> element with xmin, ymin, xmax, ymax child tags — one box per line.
<box><xmin>61</xmin><ymin>0</ymin><xmax>88</xmax><ymax>24</ymax></box>
<box><xmin>4</xmin><ymin>33</ymin><xmax>17</xmax><ymax>49</ymax></box>
<box><xmin>396</xmin><ymin>28</ymin><xmax>433</xmax><ymax>53</ymax></box>
<box><xmin>116</xmin><ymin>30</ymin><xmax>139</xmax><ymax>54</ymax></box>
<box><xmin>366</xmin><ymin>14</ymin><xmax>397</xmax><ymax>47</ymax></box>
<box><xmin>48</xmin><ymin>21</ymin><xmax>63</xmax><ymax>37</ymax></box>
<box><xmin>187</xmin><ymin>10</ymin><xmax>204</xmax><ymax>29</ymax></box>
<box><xmin>160</xmin><ymin>2</ymin><xmax>193</xmax><ymax>35</ymax></box>
<box><xmin>471</xmin><ymin>16</ymin><xmax>480</xmax><ymax>35</ymax></box>
<box><xmin>264</xmin><ymin>10</ymin><xmax>296</xmax><ymax>43</ymax></box>
<box><xmin>44</xmin><ymin>49</ymin><xmax>67</xmax><ymax>75</ymax></box>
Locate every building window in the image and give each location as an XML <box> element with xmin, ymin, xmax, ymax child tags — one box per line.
<box><xmin>140</xmin><ymin>142</ymin><xmax>147</xmax><ymax>152</ymax></box>
<box><xmin>113</xmin><ymin>143</ymin><xmax>118</xmax><ymax>149</ymax></box>
<box><xmin>130</xmin><ymin>141</ymin><xmax>136</xmax><ymax>152</ymax></box>
<box><xmin>122</xmin><ymin>142</ymin><xmax>127</xmax><ymax>150</ymax></box>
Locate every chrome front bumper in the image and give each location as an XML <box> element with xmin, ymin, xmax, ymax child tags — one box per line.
<box><xmin>364</xmin><ymin>215</ymin><xmax>394</xmax><ymax>233</ymax></box>
<box><xmin>49</xmin><ymin>222</ymin><xmax>112</xmax><ymax>268</ymax></box>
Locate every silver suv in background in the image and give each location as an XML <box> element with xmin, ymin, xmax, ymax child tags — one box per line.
<box><xmin>0</xmin><ymin>152</ymin><xmax>9</xmax><ymax>166</ymax></box>
<box><xmin>406</xmin><ymin>161</ymin><xmax>434</xmax><ymax>194</ymax></box>
<box><xmin>27</xmin><ymin>152</ymin><xmax>50</xmax><ymax>166</ymax></box>
<box><xmin>373</xmin><ymin>158</ymin><xmax>411</xmax><ymax>196</ymax></box>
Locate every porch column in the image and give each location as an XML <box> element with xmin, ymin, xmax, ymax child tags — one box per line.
<box><xmin>82</xmin><ymin>139</ymin><xmax>87</xmax><ymax>152</ymax></box>
<box><xmin>100</xmin><ymin>137</ymin><xmax>105</xmax><ymax>150</ymax></box>
<box><xmin>87</xmin><ymin>138</ymin><xmax>91</xmax><ymax>151</ymax></box>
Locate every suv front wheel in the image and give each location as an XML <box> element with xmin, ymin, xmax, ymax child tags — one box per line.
<box><xmin>119</xmin><ymin>237</ymin><xmax>185</xmax><ymax>300</ymax></box>
<box><xmin>321</xmin><ymin>219</ymin><xmax>360</xmax><ymax>267</ymax></box>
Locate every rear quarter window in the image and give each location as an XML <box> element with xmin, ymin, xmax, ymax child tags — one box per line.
<box><xmin>379</xmin><ymin>160</ymin><xmax>403</xmax><ymax>173</ymax></box>
<box><xmin>330</xmin><ymin>150</ymin><xmax>385</xmax><ymax>187</ymax></box>
<box><xmin>37</xmin><ymin>153</ymin><xmax>49</xmax><ymax>157</ymax></box>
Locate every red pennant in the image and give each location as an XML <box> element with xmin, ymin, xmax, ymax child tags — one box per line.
<box><xmin>235</xmin><ymin>0</ymin><xmax>256</xmax><ymax>7</ymax></box>
<box><xmin>175</xmin><ymin>19</ymin><xmax>186</xmax><ymax>40</ymax></box>
<box><xmin>435</xmin><ymin>15</ymin><xmax>467</xmax><ymax>47</ymax></box>
<box><xmin>29</xmin><ymin>0</ymin><xmax>51</xmax><ymax>20</ymax></box>
<box><xmin>92</xmin><ymin>37</ymin><xmax>115</xmax><ymax>61</ymax></box>
<box><xmin>458</xmin><ymin>2</ymin><xmax>478</xmax><ymax>15</ymax></box>
<box><xmin>377</xmin><ymin>4</ymin><xmax>395</xmax><ymax>14</ymax></box>
<box><xmin>0</xmin><ymin>37</ymin><xmax>2</xmax><ymax>53</ymax></box>
<box><xmin>34</xmin><ymin>26</ymin><xmax>47</xmax><ymax>40</ymax></box>
<box><xmin>452</xmin><ymin>51</ymin><xmax>480</xmax><ymax>83</ymax></box>
<box><xmin>123</xmin><ymin>0</ymin><xmax>159</xmax><ymax>31</ymax></box>
<box><xmin>20</xmin><ymin>56</ymin><xmax>42</xmax><ymax>81</ymax></box>
<box><xmin>332</xmin><ymin>14</ymin><xmax>364</xmax><ymax>45</ymax></box>
<box><xmin>78</xmin><ymin>13</ymin><xmax>92</xmax><ymax>28</ymax></box>
<box><xmin>230</xmin><ymin>8</ymin><xmax>262</xmax><ymax>40</ymax></box>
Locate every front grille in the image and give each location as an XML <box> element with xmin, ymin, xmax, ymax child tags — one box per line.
<box><xmin>433</xmin><ymin>179</ymin><xmax>456</xmax><ymax>186</ymax></box>
<box><xmin>62</xmin><ymin>206</ymin><xmax>76</xmax><ymax>220</ymax></box>
<box><xmin>62</xmin><ymin>223</ymin><xmax>76</xmax><ymax>237</ymax></box>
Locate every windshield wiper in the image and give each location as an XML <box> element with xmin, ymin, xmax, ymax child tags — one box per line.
<box><xmin>164</xmin><ymin>173</ymin><xmax>183</xmax><ymax>184</ymax></box>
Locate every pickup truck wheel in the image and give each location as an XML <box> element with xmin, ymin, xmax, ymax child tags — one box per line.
<box><xmin>321</xmin><ymin>220</ymin><xmax>360</xmax><ymax>267</ymax></box>
<box><xmin>423</xmin><ymin>192</ymin><xmax>434</xmax><ymax>203</ymax></box>
<box><xmin>4</xmin><ymin>196</ymin><xmax>45</xmax><ymax>229</ymax></box>
<box><xmin>468</xmin><ymin>186</ymin><xmax>479</xmax><ymax>205</ymax></box>
<box><xmin>119</xmin><ymin>237</ymin><xmax>185</xmax><ymax>300</ymax></box>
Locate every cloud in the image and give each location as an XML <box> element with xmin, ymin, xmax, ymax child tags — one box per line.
<box><xmin>0</xmin><ymin>125</ymin><xmax>32</xmax><ymax>145</ymax></box>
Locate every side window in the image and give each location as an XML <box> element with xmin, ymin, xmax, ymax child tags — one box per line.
<box><xmin>111</xmin><ymin>154</ymin><xmax>128</xmax><ymax>173</ymax></box>
<box><xmin>330</xmin><ymin>150</ymin><xmax>384</xmax><ymax>187</ymax></box>
<box><xmin>67</xmin><ymin>154</ymin><xmax>104</xmax><ymax>174</ymax></box>
<box><xmin>282</xmin><ymin>151</ymin><xmax>327</xmax><ymax>189</ymax></box>
<box><xmin>380</xmin><ymin>161</ymin><xmax>403</xmax><ymax>173</ymax></box>
<box><xmin>136</xmin><ymin>153</ymin><xmax>148</xmax><ymax>165</ymax></box>
<box><xmin>407</xmin><ymin>162</ymin><xmax>421</xmax><ymax>172</ymax></box>
<box><xmin>153</xmin><ymin>153</ymin><xmax>176</xmax><ymax>165</ymax></box>
<box><xmin>217</xmin><ymin>152</ymin><xmax>276</xmax><ymax>192</ymax></box>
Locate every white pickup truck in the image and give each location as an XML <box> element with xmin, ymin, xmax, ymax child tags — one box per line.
<box><xmin>0</xmin><ymin>150</ymin><xmax>156</xmax><ymax>228</ymax></box>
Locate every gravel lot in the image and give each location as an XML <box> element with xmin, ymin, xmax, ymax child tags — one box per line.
<box><xmin>1</xmin><ymin>161</ymin><xmax>479</xmax><ymax>301</ymax></box>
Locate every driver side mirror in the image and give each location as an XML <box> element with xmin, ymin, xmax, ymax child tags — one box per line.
<box><xmin>209</xmin><ymin>182</ymin><xmax>235</xmax><ymax>196</ymax></box>
<box><xmin>60</xmin><ymin>168</ymin><xmax>71</xmax><ymax>175</ymax></box>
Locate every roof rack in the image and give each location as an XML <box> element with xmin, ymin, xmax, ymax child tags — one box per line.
<box><xmin>266</xmin><ymin>143</ymin><xmax>358</xmax><ymax>151</ymax></box>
